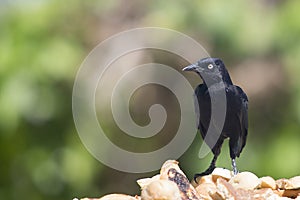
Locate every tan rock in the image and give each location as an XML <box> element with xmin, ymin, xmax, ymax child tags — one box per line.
<box><xmin>94</xmin><ymin>194</ymin><xmax>140</xmax><ymax>200</ymax></box>
<box><xmin>216</xmin><ymin>178</ymin><xmax>238</xmax><ymax>200</ymax></box>
<box><xmin>289</xmin><ymin>176</ymin><xmax>300</xmax><ymax>189</ymax></box>
<box><xmin>166</xmin><ymin>168</ymin><xmax>201</xmax><ymax>200</ymax></box>
<box><xmin>275</xmin><ymin>176</ymin><xmax>300</xmax><ymax>190</ymax></box>
<box><xmin>252</xmin><ymin>188</ymin><xmax>278</xmax><ymax>200</ymax></box>
<box><xmin>212</xmin><ymin>168</ymin><xmax>233</xmax><ymax>182</ymax></box>
<box><xmin>235</xmin><ymin>188</ymin><xmax>252</xmax><ymax>199</ymax></box>
<box><xmin>260</xmin><ymin>176</ymin><xmax>277</xmax><ymax>189</ymax></box>
<box><xmin>195</xmin><ymin>182</ymin><xmax>217</xmax><ymax>200</ymax></box>
<box><xmin>275</xmin><ymin>197</ymin><xmax>294</xmax><ymax>200</ymax></box>
<box><xmin>273</xmin><ymin>189</ymin><xmax>284</xmax><ymax>197</ymax></box>
<box><xmin>137</xmin><ymin>175</ymin><xmax>160</xmax><ymax>190</ymax></box>
<box><xmin>229</xmin><ymin>171</ymin><xmax>261</xmax><ymax>190</ymax></box>
<box><xmin>192</xmin><ymin>175</ymin><xmax>214</xmax><ymax>188</ymax></box>
<box><xmin>141</xmin><ymin>179</ymin><xmax>181</xmax><ymax>200</ymax></box>
<box><xmin>276</xmin><ymin>179</ymin><xmax>293</xmax><ymax>190</ymax></box>
<box><xmin>160</xmin><ymin>160</ymin><xmax>186</xmax><ymax>180</ymax></box>
<box><xmin>81</xmin><ymin>160</ymin><xmax>300</xmax><ymax>200</ymax></box>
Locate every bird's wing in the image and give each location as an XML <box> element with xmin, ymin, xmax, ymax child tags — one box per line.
<box><xmin>193</xmin><ymin>84</ymin><xmax>202</xmax><ymax>130</ymax></box>
<box><xmin>193</xmin><ymin>84</ymin><xmax>207</xmax><ymax>131</ymax></box>
<box><xmin>235</xmin><ymin>85</ymin><xmax>248</xmax><ymax>153</ymax></box>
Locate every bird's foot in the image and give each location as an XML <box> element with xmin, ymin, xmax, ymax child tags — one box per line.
<box><xmin>194</xmin><ymin>166</ymin><xmax>216</xmax><ymax>183</ymax></box>
<box><xmin>232</xmin><ymin>158</ymin><xmax>239</xmax><ymax>175</ymax></box>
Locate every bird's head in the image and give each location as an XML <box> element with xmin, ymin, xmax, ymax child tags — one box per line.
<box><xmin>183</xmin><ymin>57</ymin><xmax>232</xmax><ymax>85</ymax></box>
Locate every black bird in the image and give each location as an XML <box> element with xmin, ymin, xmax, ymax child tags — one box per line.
<box><xmin>183</xmin><ymin>57</ymin><xmax>248</xmax><ymax>181</ymax></box>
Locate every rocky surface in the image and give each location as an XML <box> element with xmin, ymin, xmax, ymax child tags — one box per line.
<box><xmin>77</xmin><ymin>160</ymin><xmax>300</xmax><ymax>200</ymax></box>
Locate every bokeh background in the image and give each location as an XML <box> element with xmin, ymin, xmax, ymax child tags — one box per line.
<box><xmin>1</xmin><ymin>0</ymin><xmax>300</xmax><ymax>199</ymax></box>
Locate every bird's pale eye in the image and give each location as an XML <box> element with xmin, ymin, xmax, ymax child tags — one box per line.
<box><xmin>208</xmin><ymin>64</ymin><xmax>214</xmax><ymax>69</ymax></box>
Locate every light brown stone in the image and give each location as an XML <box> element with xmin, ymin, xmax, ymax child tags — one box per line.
<box><xmin>276</xmin><ymin>179</ymin><xmax>293</xmax><ymax>190</ymax></box>
<box><xmin>160</xmin><ymin>160</ymin><xmax>186</xmax><ymax>180</ymax></box>
<box><xmin>229</xmin><ymin>172</ymin><xmax>261</xmax><ymax>190</ymax></box>
<box><xmin>94</xmin><ymin>194</ymin><xmax>140</xmax><ymax>200</ymax></box>
<box><xmin>216</xmin><ymin>178</ymin><xmax>237</xmax><ymax>200</ymax></box>
<box><xmin>211</xmin><ymin>168</ymin><xmax>233</xmax><ymax>182</ymax></box>
<box><xmin>289</xmin><ymin>176</ymin><xmax>300</xmax><ymax>189</ymax></box>
<box><xmin>141</xmin><ymin>179</ymin><xmax>181</xmax><ymax>200</ymax></box>
<box><xmin>195</xmin><ymin>182</ymin><xmax>217</xmax><ymax>200</ymax></box>
<box><xmin>260</xmin><ymin>176</ymin><xmax>277</xmax><ymax>189</ymax></box>
<box><xmin>137</xmin><ymin>175</ymin><xmax>160</xmax><ymax>190</ymax></box>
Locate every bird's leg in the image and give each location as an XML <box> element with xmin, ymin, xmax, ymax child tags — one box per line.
<box><xmin>194</xmin><ymin>154</ymin><xmax>218</xmax><ymax>182</ymax></box>
<box><xmin>231</xmin><ymin>158</ymin><xmax>238</xmax><ymax>175</ymax></box>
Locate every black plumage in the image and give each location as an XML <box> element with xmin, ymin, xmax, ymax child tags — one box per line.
<box><xmin>183</xmin><ymin>57</ymin><xmax>248</xmax><ymax>181</ymax></box>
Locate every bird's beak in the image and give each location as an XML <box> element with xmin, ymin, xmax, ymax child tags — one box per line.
<box><xmin>182</xmin><ymin>63</ymin><xmax>199</xmax><ymax>72</ymax></box>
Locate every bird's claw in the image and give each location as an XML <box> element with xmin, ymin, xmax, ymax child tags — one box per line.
<box><xmin>194</xmin><ymin>173</ymin><xmax>205</xmax><ymax>183</ymax></box>
<box><xmin>193</xmin><ymin>167</ymin><xmax>216</xmax><ymax>183</ymax></box>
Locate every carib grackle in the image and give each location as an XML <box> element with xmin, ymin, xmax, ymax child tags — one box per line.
<box><xmin>183</xmin><ymin>57</ymin><xmax>248</xmax><ymax>181</ymax></box>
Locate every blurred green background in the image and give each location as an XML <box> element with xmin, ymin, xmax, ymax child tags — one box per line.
<box><xmin>1</xmin><ymin>0</ymin><xmax>300</xmax><ymax>199</ymax></box>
